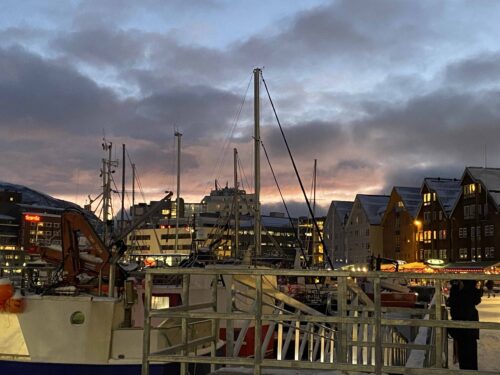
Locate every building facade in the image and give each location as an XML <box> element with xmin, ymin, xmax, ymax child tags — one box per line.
<box><xmin>324</xmin><ymin>201</ymin><xmax>353</xmax><ymax>264</ymax></box>
<box><xmin>450</xmin><ymin>167</ymin><xmax>500</xmax><ymax>262</ymax></box>
<box><xmin>414</xmin><ymin>178</ymin><xmax>461</xmax><ymax>262</ymax></box>
<box><xmin>381</xmin><ymin>187</ymin><xmax>421</xmax><ymax>262</ymax></box>
<box><xmin>345</xmin><ymin>195</ymin><xmax>389</xmax><ymax>264</ymax></box>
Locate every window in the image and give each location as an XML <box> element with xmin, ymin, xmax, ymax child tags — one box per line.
<box><xmin>459</xmin><ymin>227</ymin><xmax>467</xmax><ymax>238</ymax></box>
<box><xmin>464</xmin><ymin>183</ymin><xmax>481</xmax><ymax>196</ymax></box>
<box><xmin>485</xmin><ymin>225</ymin><xmax>494</xmax><ymax>237</ymax></box>
<box><xmin>54</xmin><ymin>223</ymin><xmax>60</xmax><ymax>228</ymax></box>
<box><xmin>439</xmin><ymin>249</ymin><xmax>447</xmax><ymax>259</ymax></box>
<box><xmin>438</xmin><ymin>230</ymin><xmax>447</xmax><ymax>240</ymax></box>
<box><xmin>485</xmin><ymin>247</ymin><xmax>495</xmax><ymax>258</ymax></box>
<box><xmin>398</xmin><ymin>201</ymin><xmax>404</xmax><ymax>208</ymax></box>
<box><xmin>459</xmin><ymin>248</ymin><xmax>468</xmax><ymax>259</ymax></box>
<box><xmin>464</xmin><ymin>205</ymin><xmax>470</xmax><ymax>219</ymax></box>
<box><xmin>471</xmin><ymin>226</ymin><xmax>475</xmax><ymax>238</ymax></box>
<box><xmin>423</xmin><ymin>193</ymin><xmax>432</xmax><ymax>206</ymax></box>
<box><xmin>424</xmin><ymin>212</ymin><xmax>431</xmax><ymax>223</ymax></box>
<box><xmin>439</xmin><ymin>211</ymin><xmax>443</xmax><ymax>221</ymax></box>
<box><xmin>471</xmin><ymin>247</ymin><xmax>478</xmax><ymax>260</ymax></box>
<box><xmin>423</xmin><ymin>230</ymin><xmax>432</xmax><ymax>243</ymax></box>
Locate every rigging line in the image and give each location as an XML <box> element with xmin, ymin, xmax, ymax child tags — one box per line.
<box><xmin>261</xmin><ymin>72</ymin><xmax>334</xmax><ymax>270</ymax></box>
<box><xmin>204</xmin><ymin>73</ymin><xmax>253</xmax><ymax>194</ymax></box>
<box><xmin>260</xmin><ymin>140</ymin><xmax>309</xmax><ymax>268</ymax></box>
<box><xmin>237</xmin><ymin>156</ymin><xmax>251</xmax><ymax>192</ymax></box>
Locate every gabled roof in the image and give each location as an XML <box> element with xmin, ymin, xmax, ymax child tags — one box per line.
<box><xmin>422</xmin><ymin>178</ymin><xmax>461</xmax><ymax>216</ymax></box>
<box><xmin>356</xmin><ymin>194</ymin><xmax>390</xmax><ymax>225</ymax></box>
<box><xmin>466</xmin><ymin>167</ymin><xmax>500</xmax><ymax>207</ymax></box>
<box><xmin>394</xmin><ymin>186</ymin><xmax>421</xmax><ymax>217</ymax></box>
<box><xmin>332</xmin><ymin>200</ymin><xmax>353</xmax><ymax>222</ymax></box>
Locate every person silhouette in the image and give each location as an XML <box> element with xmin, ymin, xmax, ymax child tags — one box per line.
<box><xmin>448</xmin><ymin>279</ymin><xmax>482</xmax><ymax>370</ymax></box>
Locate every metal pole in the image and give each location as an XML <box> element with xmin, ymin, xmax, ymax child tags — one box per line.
<box><xmin>234</xmin><ymin>148</ymin><xmax>239</xmax><ymax>259</ymax></box>
<box><xmin>253</xmin><ymin>68</ymin><xmax>261</xmax><ymax>258</ymax></box>
<box><xmin>121</xmin><ymin>144</ymin><xmax>126</xmax><ymax>232</ymax></box>
<box><xmin>175</xmin><ymin>132</ymin><xmax>182</xmax><ymax>253</ymax></box>
<box><xmin>132</xmin><ymin>163</ymin><xmax>136</xmax><ymax>222</ymax></box>
<box><xmin>102</xmin><ymin>158</ymin><xmax>108</xmax><ymax>241</ymax></box>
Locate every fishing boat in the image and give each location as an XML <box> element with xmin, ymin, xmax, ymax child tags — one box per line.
<box><xmin>0</xmin><ymin>199</ymin><xmax>225</xmax><ymax>375</ymax></box>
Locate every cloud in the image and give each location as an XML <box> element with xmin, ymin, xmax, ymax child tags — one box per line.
<box><xmin>0</xmin><ymin>46</ymin><xmax>120</xmax><ymax>133</ymax></box>
<box><xmin>444</xmin><ymin>51</ymin><xmax>500</xmax><ymax>87</ymax></box>
<box><xmin>2</xmin><ymin>0</ymin><xmax>500</xmax><ymax>216</ymax></box>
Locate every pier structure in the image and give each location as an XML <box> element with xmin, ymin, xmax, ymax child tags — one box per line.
<box><xmin>141</xmin><ymin>268</ymin><xmax>500</xmax><ymax>375</ymax></box>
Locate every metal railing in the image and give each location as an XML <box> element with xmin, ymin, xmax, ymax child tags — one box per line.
<box><xmin>141</xmin><ymin>267</ymin><xmax>500</xmax><ymax>375</ymax></box>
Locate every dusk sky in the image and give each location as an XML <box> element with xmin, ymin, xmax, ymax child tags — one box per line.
<box><xmin>2</xmin><ymin>0</ymin><xmax>500</xmax><ymax>216</ymax></box>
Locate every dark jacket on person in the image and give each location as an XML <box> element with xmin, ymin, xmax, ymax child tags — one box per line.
<box><xmin>448</xmin><ymin>280</ymin><xmax>482</xmax><ymax>340</ymax></box>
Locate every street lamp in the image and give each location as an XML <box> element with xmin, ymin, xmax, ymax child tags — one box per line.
<box><xmin>413</xmin><ymin>220</ymin><xmax>422</xmax><ymax>261</ymax></box>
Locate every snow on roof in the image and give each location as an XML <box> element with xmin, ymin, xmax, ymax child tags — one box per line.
<box><xmin>394</xmin><ymin>186</ymin><xmax>421</xmax><ymax>217</ymax></box>
<box><xmin>0</xmin><ymin>181</ymin><xmax>100</xmax><ymax>226</ymax></box>
<box><xmin>332</xmin><ymin>201</ymin><xmax>353</xmax><ymax>221</ymax></box>
<box><xmin>467</xmin><ymin>167</ymin><xmax>500</xmax><ymax>207</ymax></box>
<box><xmin>423</xmin><ymin>178</ymin><xmax>461</xmax><ymax>215</ymax></box>
<box><xmin>357</xmin><ymin>194</ymin><xmax>390</xmax><ymax>225</ymax></box>
<box><xmin>0</xmin><ymin>181</ymin><xmax>78</xmax><ymax>209</ymax></box>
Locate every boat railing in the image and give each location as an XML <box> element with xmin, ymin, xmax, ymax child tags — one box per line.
<box><xmin>141</xmin><ymin>268</ymin><xmax>500</xmax><ymax>375</ymax></box>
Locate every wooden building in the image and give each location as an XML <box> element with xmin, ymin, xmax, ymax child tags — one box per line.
<box><xmin>450</xmin><ymin>167</ymin><xmax>500</xmax><ymax>262</ymax></box>
<box><xmin>414</xmin><ymin>178</ymin><xmax>461</xmax><ymax>262</ymax></box>
<box><xmin>381</xmin><ymin>187</ymin><xmax>421</xmax><ymax>262</ymax></box>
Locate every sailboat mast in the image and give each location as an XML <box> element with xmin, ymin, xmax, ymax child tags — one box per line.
<box><xmin>253</xmin><ymin>68</ymin><xmax>261</xmax><ymax>258</ymax></box>
<box><xmin>175</xmin><ymin>131</ymin><xmax>182</xmax><ymax>253</ymax></box>
<box><xmin>120</xmin><ymin>144</ymin><xmax>126</xmax><ymax>232</ymax></box>
<box><xmin>234</xmin><ymin>148</ymin><xmax>239</xmax><ymax>258</ymax></box>
<box><xmin>312</xmin><ymin>159</ymin><xmax>317</xmax><ymax>264</ymax></box>
<box><xmin>132</xmin><ymin>163</ymin><xmax>136</xmax><ymax>222</ymax></box>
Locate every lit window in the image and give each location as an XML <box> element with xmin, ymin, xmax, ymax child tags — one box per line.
<box><xmin>423</xmin><ymin>193</ymin><xmax>432</xmax><ymax>206</ymax></box>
